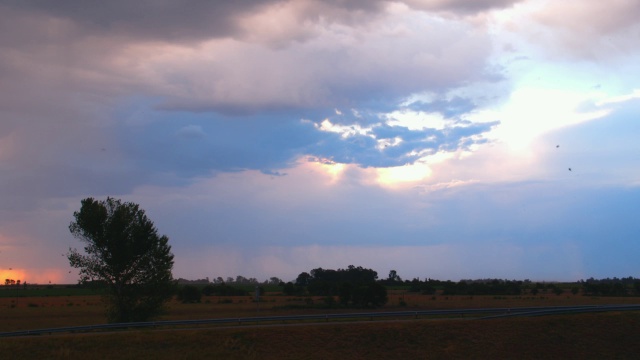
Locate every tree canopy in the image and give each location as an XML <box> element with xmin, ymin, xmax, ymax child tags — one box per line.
<box><xmin>68</xmin><ymin>197</ymin><xmax>174</xmax><ymax>322</ymax></box>
<box><xmin>295</xmin><ymin>265</ymin><xmax>387</xmax><ymax>307</ymax></box>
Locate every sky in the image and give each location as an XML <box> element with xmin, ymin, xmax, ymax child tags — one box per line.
<box><xmin>1</xmin><ymin>0</ymin><xmax>639</xmax><ymax>284</ymax></box>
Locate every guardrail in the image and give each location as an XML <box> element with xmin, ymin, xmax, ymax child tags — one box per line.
<box><xmin>2</xmin><ymin>304</ymin><xmax>639</xmax><ymax>338</ymax></box>
<box><xmin>478</xmin><ymin>304</ymin><xmax>640</xmax><ymax>319</ymax></box>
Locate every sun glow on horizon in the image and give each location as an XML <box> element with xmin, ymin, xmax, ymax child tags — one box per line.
<box><xmin>0</xmin><ymin>268</ymin><xmax>67</xmax><ymax>285</ymax></box>
<box><xmin>0</xmin><ymin>268</ymin><xmax>28</xmax><ymax>284</ymax></box>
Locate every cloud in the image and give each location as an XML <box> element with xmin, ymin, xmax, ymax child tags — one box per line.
<box><xmin>496</xmin><ymin>0</ymin><xmax>640</xmax><ymax>61</ymax></box>
<box><xmin>132</xmin><ymin>142</ymin><xmax>640</xmax><ymax>282</ymax></box>
<box><xmin>305</xmin><ymin>113</ymin><xmax>498</xmax><ymax>168</ymax></box>
<box><xmin>3</xmin><ymin>1</ymin><xmax>640</xmax><ymax>284</ymax></box>
<box><xmin>0</xmin><ymin>1</ymin><xmax>505</xmax><ymax>196</ymax></box>
<box><xmin>405</xmin><ymin>0</ymin><xmax>524</xmax><ymax>15</ymax></box>
<box><xmin>6</xmin><ymin>0</ymin><xmax>276</xmax><ymax>43</ymax></box>
<box><xmin>129</xmin><ymin>7</ymin><xmax>498</xmax><ymax>115</ymax></box>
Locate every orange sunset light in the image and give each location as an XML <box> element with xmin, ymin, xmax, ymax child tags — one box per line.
<box><xmin>0</xmin><ymin>268</ymin><xmax>66</xmax><ymax>285</ymax></box>
<box><xmin>0</xmin><ymin>268</ymin><xmax>27</xmax><ymax>284</ymax></box>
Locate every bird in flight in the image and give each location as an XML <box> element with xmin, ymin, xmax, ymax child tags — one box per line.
<box><xmin>568</xmin><ymin>168</ymin><xmax>572</xmax><ymax>171</ymax></box>
<box><xmin>556</xmin><ymin>145</ymin><xmax>560</xmax><ymax>148</ymax></box>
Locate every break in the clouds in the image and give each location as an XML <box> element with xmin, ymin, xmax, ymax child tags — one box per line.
<box><xmin>1</xmin><ymin>0</ymin><xmax>639</xmax><ymax>284</ymax></box>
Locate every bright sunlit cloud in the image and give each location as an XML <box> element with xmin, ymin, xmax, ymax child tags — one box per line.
<box><xmin>376</xmin><ymin>162</ymin><xmax>432</xmax><ymax>186</ymax></box>
<box><xmin>385</xmin><ymin>110</ymin><xmax>448</xmax><ymax>130</ymax></box>
<box><xmin>482</xmin><ymin>87</ymin><xmax>611</xmax><ymax>151</ymax></box>
<box><xmin>316</xmin><ymin>119</ymin><xmax>372</xmax><ymax>138</ymax></box>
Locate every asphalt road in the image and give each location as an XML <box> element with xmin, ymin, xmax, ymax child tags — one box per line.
<box><xmin>2</xmin><ymin>304</ymin><xmax>639</xmax><ymax>338</ymax></box>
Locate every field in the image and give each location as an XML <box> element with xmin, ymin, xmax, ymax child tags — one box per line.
<box><xmin>1</xmin><ymin>289</ymin><xmax>640</xmax><ymax>359</ymax></box>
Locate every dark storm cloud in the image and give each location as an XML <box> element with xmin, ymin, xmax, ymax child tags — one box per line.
<box><xmin>4</xmin><ymin>0</ymin><xmax>390</xmax><ymax>44</ymax></box>
<box><xmin>6</xmin><ymin>0</ymin><xmax>276</xmax><ymax>42</ymax></box>
<box><xmin>0</xmin><ymin>0</ymin><xmax>506</xmax><ymax>210</ymax></box>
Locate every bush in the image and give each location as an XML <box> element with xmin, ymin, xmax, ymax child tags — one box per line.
<box><xmin>201</xmin><ymin>284</ymin><xmax>248</xmax><ymax>296</ymax></box>
<box><xmin>177</xmin><ymin>285</ymin><xmax>202</xmax><ymax>303</ymax></box>
<box><xmin>323</xmin><ymin>296</ymin><xmax>336</xmax><ymax>308</ymax></box>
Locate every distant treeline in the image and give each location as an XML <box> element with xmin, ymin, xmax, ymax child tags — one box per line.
<box><xmin>379</xmin><ymin>276</ymin><xmax>640</xmax><ymax>297</ymax></box>
<box><xmin>176</xmin><ymin>276</ymin><xmax>284</xmax><ymax>286</ymax></box>
<box><xmin>165</xmin><ymin>270</ymin><xmax>640</xmax><ymax>302</ymax></box>
<box><xmin>580</xmin><ymin>277</ymin><xmax>640</xmax><ymax>296</ymax></box>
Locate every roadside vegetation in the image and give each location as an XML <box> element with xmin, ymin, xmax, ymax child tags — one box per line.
<box><xmin>2</xmin><ymin>273</ymin><xmax>640</xmax><ymax>359</ymax></box>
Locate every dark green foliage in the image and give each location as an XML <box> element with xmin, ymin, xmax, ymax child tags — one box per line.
<box><xmin>441</xmin><ymin>279</ymin><xmax>522</xmax><ymax>296</ymax></box>
<box><xmin>281</xmin><ymin>282</ymin><xmax>298</xmax><ymax>296</ymax></box>
<box><xmin>405</xmin><ymin>278</ymin><xmax>437</xmax><ymax>294</ymax></box>
<box><xmin>296</xmin><ymin>265</ymin><xmax>387</xmax><ymax>308</ymax></box>
<box><xmin>201</xmin><ymin>284</ymin><xmax>248</xmax><ymax>296</ymax></box>
<box><xmin>571</xmin><ymin>286</ymin><xmax>579</xmax><ymax>295</ymax></box>
<box><xmin>551</xmin><ymin>285</ymin><xmax>564</xmax><ymax>296</ymax></box>
<box><xmin>386</xmin><ymin>269</ymin><xmax>402</xmax><ymax>284</ymax></box>
<box><xmin>580</xmin><ymin>277</ymin><xmax>637</xmax><ymax>296</ymax></box>
<box><xmin>351</xmin><ymin>282</ymin><xmax>388</xmax><ymax>308</ymax></box>
<box><xmin>322</xmin><ymin>295</ymin><xmax>337</xmax><ymax>307</ymax></box>
<box><xmin>338</xmin><ymin>282</ymin><xmax>353</xmax><ymax>305</ymax></box>
<box><xmin>67</xmin><ymin>197</ymin><xmax>174</xmax><ymax>323</ymax></box>
<box><xmin>295</xmin><ymin>272</ymin><xmax>312</xmax><ymax>287</ymax></box>
<box><xmin>178</xmin><ymin>285</ymin><xmax>202</xmax><ymax>303</ymax></box>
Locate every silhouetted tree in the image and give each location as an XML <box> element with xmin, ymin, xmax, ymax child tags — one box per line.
<box><xmin>295</xmin><ymin>272</ymin><xmax>312</xmax><ymax>287</ymax></box>
<box><xmin>67</xmin><ymin>197</ymin><xmax>174</xmax><ymax>323</ymax></box>
<box><xmin>296</xmin><ymin>265</ymin><xmax>387</xmax><ymax>307</ymax></box>
<box><xmin>387</xmin><ymin>270</ymin><xmax>402</xmax><ymax>283</ymax></box>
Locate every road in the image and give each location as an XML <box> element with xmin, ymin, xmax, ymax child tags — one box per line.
<box><xmin>2</xmin><ymin>304</ymin><xmax>639</xmax><ymax>338</ymax></box>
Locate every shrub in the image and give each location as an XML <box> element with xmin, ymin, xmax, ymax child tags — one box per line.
<box><xmin>177</xmin><ymin>285</ymin><xmax>202</xmax><ymax>303</ymax></box>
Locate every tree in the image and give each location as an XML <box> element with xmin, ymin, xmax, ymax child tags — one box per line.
<box><xmin>177</xmin><ymin>285</ymin><xmax>202</xmax><ymax>303</ymax></box>
<box><xmin>387</xmin><ymin>270</ymin><xmax>402</xmax><ymax>283</ymax></box>
<box><xmin>281</xmin><ymin>281</ymin><xmax>296</xmax><ymax>296</ymax></box>
<box><xmin>67</xmin><ymin>197</ymin><xmax>174</xmax><ymax>323</ymax></box>
<box><xmin>351</xmin><ymin>282</ymin><xmax>388</xmax><ymax>307</ymax></box>
<box><xmin>295</xmin><ymin>272</ymin><xmax>312</xmax><ymax>287</ymax></box>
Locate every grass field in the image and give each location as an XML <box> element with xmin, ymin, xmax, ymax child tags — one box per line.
<box><xmin>1</xmin><ymin>291</ymin><xmax>639</xmax><ymax>359</ymax></box>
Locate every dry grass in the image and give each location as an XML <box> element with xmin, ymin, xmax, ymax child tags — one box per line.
<box><xmin>3</xmin><ymin>291</ymin><xmax>638</xmax><ymax>331</ymax></box>
<box><xmin>1</xmin><ymin>313</ymin><xmax>639</xmax><ymax>359</ymax></box>
<box><xmin>1</xmin><ymin>293</ymin><xmax>639</xmax><ymax>359</ymax></box>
